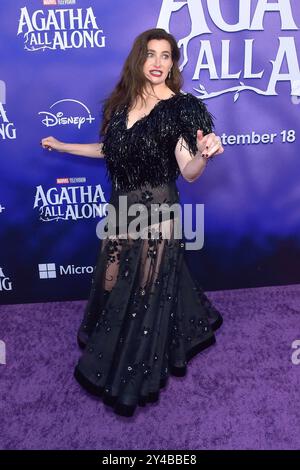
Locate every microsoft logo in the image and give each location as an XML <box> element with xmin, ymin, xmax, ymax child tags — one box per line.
<box><xmin>38</xmin><ymin>263</ymin><xmax>57</xmax><ymax>279</ymax></box>
<box><xmin>38</xmin><ymin>262</ymin><xmax>94</xmax><ymax>279</ymax></box>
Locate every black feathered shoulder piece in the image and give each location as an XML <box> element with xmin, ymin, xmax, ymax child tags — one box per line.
<box><xmin>175</xmin><ymin>92</ymin><xmax>215</xmax><ymax>157</ymax></box>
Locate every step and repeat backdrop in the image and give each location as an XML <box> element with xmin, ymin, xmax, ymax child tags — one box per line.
<box><xmin>0</xmin><ymin>0</ymin><xmax>299</xmax><ymax>303</ymax></box>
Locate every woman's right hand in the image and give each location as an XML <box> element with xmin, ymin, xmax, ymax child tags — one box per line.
<box><xmin>40</xmin><ymin>136</ymin><xmax>65</xmax><ymax>153</ymax></box>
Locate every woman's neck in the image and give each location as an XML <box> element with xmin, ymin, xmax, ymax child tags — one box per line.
<box><xmin>143</xmin><ymin>84</ymin><xmax>173</xmax><ymax>100</ymax></box>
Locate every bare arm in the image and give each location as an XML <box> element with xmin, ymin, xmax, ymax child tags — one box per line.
<box><xmin>175</xmin><ymin>131</ymin><xmax>224</xmax><ymax>183</ymax></box>
<box><xmin>40</xmin><ymin>136</ymin><xmax>105</xmax><ymax>158</ymax></box>
<box><xmin>175</xmin><ymin>138</ymin><xmax>206</xmax><ymax>182</ymax></box>
<box><xmin>60</xmin><ymin>142</ymin><xmax>104</xmax><ymax>158</ymax></box>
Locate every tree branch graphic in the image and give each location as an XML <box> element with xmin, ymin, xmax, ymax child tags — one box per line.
<box><xmin>194</xmin><ymin>82</ymin><xmax>270</xmax><ymax>101</ymax></box>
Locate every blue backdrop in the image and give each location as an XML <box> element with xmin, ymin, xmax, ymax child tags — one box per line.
<box><xmin>1</xmin><ymin>0</ymin><xmax>300</xmax><ymax>303</ymax></box>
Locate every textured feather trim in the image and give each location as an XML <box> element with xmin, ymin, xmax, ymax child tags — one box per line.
<box><xmin>177</xmin><ymin>93</ymin><xmax>215</xmax><ymax>157</ymax></box>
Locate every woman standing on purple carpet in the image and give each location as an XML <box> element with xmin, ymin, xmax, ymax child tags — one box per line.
<box><xmin>41</xmin><ymin>28</ymin><xmax>224</xmax><ymax>417</ymax></box>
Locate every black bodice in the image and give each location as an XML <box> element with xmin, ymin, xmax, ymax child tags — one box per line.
<box><xmin>102</xmin><ymin>92</ymin><xmax>215</xmax><ymax>192</ymax></box>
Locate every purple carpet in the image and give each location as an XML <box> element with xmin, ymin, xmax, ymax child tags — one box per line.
<box><xmin>1</xmin><ymin>284</ymin><xmax>300</xmax><ymax>450</ymax></box>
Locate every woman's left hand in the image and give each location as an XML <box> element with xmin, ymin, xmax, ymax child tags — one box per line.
<box><xmin>197</xmin><ymin>130</ymin><xmax>224</xmax><ymax>160</ymax></box>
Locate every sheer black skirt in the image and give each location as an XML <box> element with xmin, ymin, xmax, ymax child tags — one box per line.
<box><xmin>74</xmin><ymin>181</ymin><xmax>223</xmax><ymax>417</ymax></box>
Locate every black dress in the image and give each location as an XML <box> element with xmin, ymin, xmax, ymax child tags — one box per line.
<box><xmin>74</xmin><ymin>92</ymin><xmax>223</xmax><ymax>416</ymax></box>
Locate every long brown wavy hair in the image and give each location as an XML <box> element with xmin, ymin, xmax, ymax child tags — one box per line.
<box><xmin>100</xmin><ymin>28</ymin><xmax>183</xmax><ymax>136</ymax></box>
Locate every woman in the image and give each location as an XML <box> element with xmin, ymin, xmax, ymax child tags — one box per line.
<box><xmin>41</xmin><ymin>28</ymin><xmax>224</xmax><ymax>417</ymax></box>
